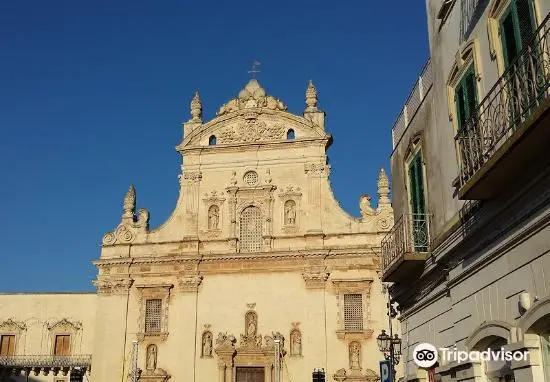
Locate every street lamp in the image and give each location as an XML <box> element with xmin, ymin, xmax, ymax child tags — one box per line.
<box><xmin>377</xmin><ymin>287</ymin><xmax>402</xmax><ymax>380</ymax></box>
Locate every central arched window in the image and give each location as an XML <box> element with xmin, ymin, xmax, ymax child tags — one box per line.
<box><xmin>239</xmin><ymin>206</ymin><xmax>263</xmax><ymax>253</ymax></box>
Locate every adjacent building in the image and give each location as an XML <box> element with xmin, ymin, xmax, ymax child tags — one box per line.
<box><xmin>1</xmin><ymin>79</ymin><xmax>397</xmax><ymax>382</ymax></box>
<box><xmin>383</xmin><ymin>0</ymin><xmax>550</xmax><ymax>381</ymax></box>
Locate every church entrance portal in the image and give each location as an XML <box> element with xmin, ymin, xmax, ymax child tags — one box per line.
<box><xmin>236</xmin><ymin>367</ymin><xmax>265</xmax><ymax>382</ymax></box>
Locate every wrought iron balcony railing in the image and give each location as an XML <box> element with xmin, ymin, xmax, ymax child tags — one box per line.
<box><xmin>381</xmin><ymin>213</ymin><xmax>431</xmax><ymax>277</ymax></box>
<box><xmin>457</xmin><ymin>13</ymin><xmax>550</xmax><ymax>187</ymax></box>
<box><xmin>0</xmin><ymin>354</ymin><xmax>92</xmax><ymax>368</ymax></box>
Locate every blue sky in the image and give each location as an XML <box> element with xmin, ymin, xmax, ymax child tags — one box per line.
<box><xmin>0</xmin><ymin>1</ymin><xmax>429</xmax><ymax>292</ymax></box>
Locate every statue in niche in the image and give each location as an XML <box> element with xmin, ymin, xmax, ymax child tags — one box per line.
<box><xmin>246</xmin><ymin>312</ymin><xmax>257</xmax><ymax>336</ymax></box>
<box><xmin>208</xmin><ymin>205</ymin><xmax>219</xmax><ymax>230</ymax></box>
<box><xmin>290</xmin><ymin>329</ymin><xmax>302</xmax><ymax>356</ymax></box>
<box><xmin>284</xmin><ymin>200</ymin><xmax>296</xmax><ymax>225</ymax></box>
<box><xmin>202</xmin><ymin>332</ymin><xmax>212</xmax><ymax>357</ymax></box>
<box><xmin>349</xmin><ymin>342</ymin><xmax>361</xmax><ymax>370</ymax></box>
<box><xmin>146</xmin><ymin>344</ymin><xmax>157</xmax><ymax>370</ymax></box>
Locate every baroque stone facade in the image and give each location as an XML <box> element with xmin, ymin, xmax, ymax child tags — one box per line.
<box><xmin>0</xmin><ymin>79</ymin><xmax>396</xmax><ymax>382</ymax></box>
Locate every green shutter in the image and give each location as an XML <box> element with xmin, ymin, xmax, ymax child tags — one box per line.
<box><xmin>408</xmin><ymin>152</ymin><xmax>426</xmax><ymax>215</ymax></box>
<box><xmin>465</xmin><ymin>67</ymin><xmax>478</xmax><ymax>119</ymax></box>
<box><xmin>500</xmin><ymin>0</ymin><xmax>536</xmax><ymax>68</ymax></box>
<box><xmin>516</xmin><ymin>0</ymin><xmax>536</xmax><ymax>48</ymax></box>
<box><xmin>455</xmin><ymin>65</ymin><xmax>477</xmax><ymax>131</ymax></box>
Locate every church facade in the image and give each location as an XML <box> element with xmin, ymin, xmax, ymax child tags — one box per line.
<box><xmin>0</xmin><ymin>79</ymin><xmax>395</xmax><ymax>382</ymax></box>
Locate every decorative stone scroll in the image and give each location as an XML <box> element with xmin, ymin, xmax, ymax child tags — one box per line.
<box><xmin>216</xmin><ymin>79</ymin><xmax>287</xmax><ymax>116</ymax></box>
<box><xmin>102</xmin><ymin>185</ymin><xmax>150</xmax><ymax>246</ymax></box>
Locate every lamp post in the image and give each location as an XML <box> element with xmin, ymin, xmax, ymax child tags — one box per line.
<box><xmin>377</xmin><ymin>287</ymin><xmax>402</xmax><ymax>381</ymax></box>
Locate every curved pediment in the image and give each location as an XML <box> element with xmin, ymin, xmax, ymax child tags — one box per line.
<box><xmin>181</xmin><ymin>109</ymin><xmax>328</xmax><ymax>149</ymax></box>
<box><xmin>178</xmin><ymin>79</ymin><xmax>329</xmax><ymax>150</ymax></box>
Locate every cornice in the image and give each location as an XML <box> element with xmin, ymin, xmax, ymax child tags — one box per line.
<box><xmin>179</xmin><ymin>137</ymin><xmax>330</xmax><ymax>155</ymax></box>
<box><xmin>95</xmin><ymin>246</ymin><xmax>380</xmax><ymax>266</ymax></box>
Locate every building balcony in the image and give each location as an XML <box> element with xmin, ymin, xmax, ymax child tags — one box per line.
<box><xmin>381</xmin><ymin>213</ymin><xmax>431</xmax><ymax>282</ymax></box>
<box><xmin>0</xmin><ymin>354</ymin><xmax>91</xmax><ymax>377</ymax></box>
<box><xmin>457</xmin><ymin>13</ymin><xmax>550</xmax><ymax>200</ymax></box>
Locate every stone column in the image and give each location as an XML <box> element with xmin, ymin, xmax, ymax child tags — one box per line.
<box><xmin>218</xmin><ymin>364</ymin><xmax>226</xmax><ymax>382</ymax></box>
<box><xmin>265</xmin><ymin>364</ymin><xmax>273</xmax><ymax>382</ymax></box>
<box><xmin>507</xmin><ymin>335</ymin><xmax>545</xmax><ymax>382</ymax></box>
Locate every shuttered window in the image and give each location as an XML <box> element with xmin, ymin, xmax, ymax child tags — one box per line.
<box><xmin>455</xmin><ymin>65</ymin><xmax>478</xmax><ymax>131</ymax></box>
<box><xmin>500</xmin><ymin>0</ymin><xmax>536</xmax><ymax>67</ymax></box>
<box><xmin>344</xmin><ymin>294</ymin><xmax>363</xmax><ymax>331</ymax></box>
<box><xmin>408</xmin><ymin>150</ymin><xmax>429</xmax><ymax>252</ymax></box>
<box><xmin>408</xmin><ymin>151</ymin><xmax>426</xmax><ymax>215</ymax></box>
<box><xmin>0</xmin><ymin>335</ymin><xmax>15</xmax><ymax>356</ymax></box>
<box><xmin>145</xmin><ymin>299</ymin><xmax>162</xmax><ymax>333</ymax></box>
<box><xmin>54</xmin><ymin>335</ymin><xmax>70</xmax><ymax>356</ymax></box>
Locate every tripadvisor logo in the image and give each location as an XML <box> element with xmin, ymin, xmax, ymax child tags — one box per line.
<box><xmin>413</xmin><ymin>343</ymin><xmax>529</xmax><ymax>368</ymax></box>
<box><xmin>413</xmin><ymin>343</ymin><xmax>438</xmax><ymax>368</ymax></box>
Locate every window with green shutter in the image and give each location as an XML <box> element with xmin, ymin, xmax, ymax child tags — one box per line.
<box><xmin>500</xmin><ymin>0</ymin><xmax>536</xmax><ymax>68</ymax></box>
<box><xmin>455</xmin><ymin>65</ymin><xmax>478</xmax><ymax>131</ymax></box>
<box><xmin>408</xmin><ymin>150</ymin><xmax>428</xmax><ymax>252</ymax></box>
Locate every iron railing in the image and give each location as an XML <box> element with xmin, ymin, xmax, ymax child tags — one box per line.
<box><xmin>0</xmin><ymin>354</ymin><xmax>92</xmax><ymax>368</ymax></box>
<box><xmin>381</xmin><ymin>213</ymin><xmax>431</xmax><ymax>275</ymax></box>
<box><xmin>457</xmin><ymin>13</ymin><xmax>550</xmax><ymax>186</ymax></box>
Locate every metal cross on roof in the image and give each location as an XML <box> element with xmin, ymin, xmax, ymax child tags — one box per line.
<box><xmin>248</xmin><ymin>60</ymin><xmax>261</xmax><ymax>79</ymax></box>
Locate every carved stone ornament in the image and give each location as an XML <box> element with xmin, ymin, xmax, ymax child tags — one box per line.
<box><xmin>181</xmin><ymin>171</ymin><xmax>203</xmax><ymax>184</ymax></box>
<box><xmin>332</xmin><ymin>368</ymin><xmax>379</xmax><ymax>382</ymax></box>
<box><xmin>47</xmin><ymin>318</ymin><xmax>82</xmax><ymax>332</ymax></box>
<box><xmin>304</xmin><ymin>162</ymin><xmax>330</xmax><ymax>177</ymax></box>
<box><xmin>177</xmin><ymin>275</ymin><xmax>203</xmax><ymax>292</ymax></box>
<box><xmin>93</xmin><ymin>278</ymin><xmax>133</xmax><ymax>295</ymax></box>
<box><xmin>218</xmin><ymin>118</ymin><xmax>286</xmax><ymax>144</ymax></box>
<box><xmin>290</xmin><ymin>328</ymin><xmax>302</xmax><ymax>356</ymax></box>
<box><xmin>216</xmin><ymin>79</ymin><xmax>287</xmax><ymax>116</ymax></box>
<box><xmin>139</xmin><ymin>368</ymin><xmax>171</xmax><ymax>382</ymax></box>
<box><xmin>305</xmin><ymin>80</ymin><xmax>318</xmax><ymax>111</ymax></box>
<box><xmin>102</xmin><ymin>185</ymin><xmax>150</xmax><ymax>246</ymax></box>
<box><xmin>201</xmin><ymin>331</ymin><xmax>213</xmax><ymax>358</ymax></box>
<box><xmin>190</xmin><ymin>91</ymin><xmax>202</xmax><ymax>122</ymax></box>
<box><xmin>0</xmin><ymin>319</ymin><xmax>27</xmax><ymax>332</ymax></box>
<box><xmin>146</xmin><ymin>344</ymin><xmax>158</xmax><ymax>370</ymax></box>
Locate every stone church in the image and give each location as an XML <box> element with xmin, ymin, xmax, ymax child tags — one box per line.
<box><xmin>0</xmin><ymin>79</ymin><xmax>395</xmax><ymax>382</ymax></box>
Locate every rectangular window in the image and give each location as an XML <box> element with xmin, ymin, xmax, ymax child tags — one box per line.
<box><xmin>500</xmin><ymin>0</ymin><xmax>536</xmax><ymax>67</ymax></box>
<box><xmin>343</xmin><ymin>293</ymin><xmax>363</xmax><ymax>331</ymax></box>
<box><xmin>0</xmin><ymin>335</ymin><xmax>15</xmax><ymax>356</ymax></box>
<box><xmin>455</xmin><ymin>65</ymin><xmax>478</xmax><ymax>131</ymax></box>
<box><xmin>54</xmin><ymin>334</ymin><xmax>70</xmax><ymax>356</ymax></box>
<box><xmin>145</xmin><ymin>299</ymin><xmax>162</xmax><ymax>333</ymax></box>
<box><xmin>408</xmin><ymin>150</ymin><xmax>429</xmax><ymax>252</ymax></box>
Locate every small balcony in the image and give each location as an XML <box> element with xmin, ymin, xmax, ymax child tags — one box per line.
<box><xmin>457</xmin><ymin>13</ymin><xmax>550</xmax><ymax>200</ymax></box>
<box><xmin>381</xmin><ymin>213</ymin><xmax>431</xmax><ymax>282</ymax></box>
<box><xmin>0</xmin><ymin>354</ymin><xmax>91</xmax><ymax>377</ymax></box>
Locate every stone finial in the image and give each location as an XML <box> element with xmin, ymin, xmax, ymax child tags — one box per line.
<box><xmin>378</xmin><ymin>168</ymin><xmax>391</xmax><ymax>204</ymax></box>
<box><xmin>305</xmin><ymin>80</ymin><xmax>318</xmax><ymax>111</ymax></box>
<box><xmin>190</xmin><ymin>91</ymin><xmax>202</xmax><ymax>122</ymax></box>
<box><xmin>123</xmin><ymin>185</ymin><xmax>136</xmax><ymax>218</ymax></box>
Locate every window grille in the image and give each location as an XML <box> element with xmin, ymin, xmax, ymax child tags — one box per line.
<box><xmin>344</xmin><ymin>294</ymin><xmax>364</xmax><ymax>331</ymax></box>
<box><xmin>240</xmin><ymin>206</ymin><xmax>263</xmax><ymax>252</ymax></box>
<box><xmin>145</xmin><ymin>299</ymin><xmax>162</xmax><ymax>333</ymax></box>
<box><xmin>243</xmin><ymin>171</ymin><xmax>258</xmax><ymax>186</ymax></box>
